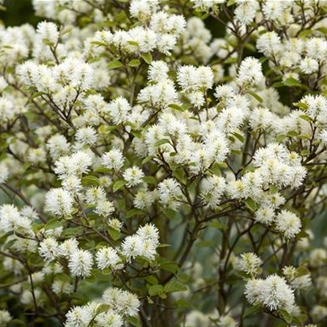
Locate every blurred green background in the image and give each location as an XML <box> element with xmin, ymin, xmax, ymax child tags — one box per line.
<box><xmin>0</xmin><ymin>0</ymin><xmax>39</xmax><ymax>26</ymax></box>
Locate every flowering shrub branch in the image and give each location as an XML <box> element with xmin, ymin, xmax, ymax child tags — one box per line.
<box><xmin>1</xmin><ymin>0</ymin><xmax>327</xmax><ymax>326</ymax></box>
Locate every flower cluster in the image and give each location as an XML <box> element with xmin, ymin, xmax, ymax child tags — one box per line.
<box><xmin>1</xmin><ymin>0</ymin><xmax>327</xmax><ymax>326</ymax></box>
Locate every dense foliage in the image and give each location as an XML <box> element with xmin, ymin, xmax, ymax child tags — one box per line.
<box><xmin>1</xmin><ymin>1</ymin><xmax>327</xmax><ymax>326</ymax></box>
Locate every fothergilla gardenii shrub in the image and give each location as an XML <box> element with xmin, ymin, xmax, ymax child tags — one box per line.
<box><xmin>1</xmin><ymin>1</ymin><xmax>327</xmax><ymax>326</ymax></box>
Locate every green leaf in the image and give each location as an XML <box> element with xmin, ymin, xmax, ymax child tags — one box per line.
<box><xmin>175</xmin><ymin>299</ymin><xmax>194</xmax><ymax>309</ymax></box>
<box><xmin>298</xmin><ymin>29</ymin><xmax>312</xmax><ymax>38</ymax></box>
<box><xmin>269</xmin><ymin>185</ymin><xmax>278</xmax><ymax>194</ymax></box>
<box><xmin>42</xmin><ymin>38</ymin><xmax>54</xmax><ymax>46</ymax></box>
<box><xmin>232</xmin><ymin>132</ymin><xmax>245</xmax><ymax>143</ymax></box>
<box><xmin>294</xmin><ymin>102</ymin><xmax>308</xmax><ymax>110</ymax></box>
<box><xmin>143</xmin><ymin>176</ymin><xmax>157</xmax><ymax>185</ymax></box>
<box><xmin>94</xmin><ymin>166</ymin><xmax>111</xmax><ymax>173</ymax></box>
<box><xmin>246</xmin><ymin>91</ymin><xmax>263</xmax><ymax>103</ymax></box>
<box><xmin>300</xmin><ymin>149</ymin><xmax>310</xmax><ymax>156</ymax></box>
<box><xmin>283</xmin><ymin>77</ymin><xmax>302</xmax><ymax>87</ymax></box>
<box><xmin>3</xmin><ymin>238</ymin><xmax>16</xmax><ymax>250</ymax></box>
<box><xmin>108</xmin><ymin>227</ymin><xmax>121</xmax><ymax>241</ymax></box>
<box><xmin>159</xmin><ymin>260</ymin><xmax>179</xmax><ymax>274</ymax></box>
<box><xmin>155</xmin><ymin>138</ymin><xmax>171</xmax><ymax>147</ymax></box>
<box><xmin>148</xmin><ymin>284</ymin><xmax>164</xmax><ymax>296</ymax></box>
<box><xmin>141</xmin><ymin>53</ymin><xmax>152</xmax><ymax>64</ymax></box>
<box><xmin>276</xmin><ymin>134</ymin><xmax>287</xmax><ymax>143</ymax></box>
<box><xmin>81</xmin><ymin>175</ymin><xmax>100</xmax><ymax>186</ymax></box>
<box><xmin>169</xmin><ymin>103</ymin><xmax>184</xmax><ymax>111</ymax></box>
<box><xmin>128</xmin><ymin>59</ymin><xmax>141</xmax><ymax>67</ymax></box>
<box><xmin>227</xmin><ymin>0</ymin><xmax>236</xmax><ymax>6</ymax></box>
<box><xmin>30</xmin><ymin>91</ymin><xmax>46</xmax><ymax>101</ymax></box>
<box><xmin>126</xmin><ymin>208</ymin><xmax>144</xmax><ymax>218</ymax></box>
<box><xmin>286</xmin><ymin>130</ymin><xmax>298</xmax><ymax>137</ymax></box>
<box><xmin>158</xmin><ymin>243</ymin><xmax>171</xmax><ymax>248</ymax></box>
<box><xmin>297</xmin><ymin>266</ymin><xmax>309</xmax><ymax>277</ymax></box>
<box><xmin>91</xmin><ymin>41</ymin><xmax>106</xmax><ymax>47</ymax></box>
<box><xmin>126</xmin><ymin>316</ymin><xmax>141</xmax><ymax>327</ymax></box>
<box><xmin>243</xmin><ymin>305</ymin><xmax>261</xmax><ymax>318</ymax></box>
<box><xmin>113</xmin><ymin>180</ymin><xmax>127</xmax><ymax>192</ymax></box>
<box><xmin>245</xmin><ymin>198</ymin><xmax>258</xmax><ymax>212</ymax></box>
<box><xmin>62</xmin><ymin>226</ymin><xmax>83</xmax><ymax>237</ymax></box>
<box><xmin>176</xmin><ymin>273</ymin><xmax>190</xmax><ymax>283</ymax></box>
<box><xmin>299</xmin><ymin>114</ymin><xmax>312</xmax><ymax>123</ymax></box>
<box><xmin>108</xmin><ymin>60</ymin><xmax>124</xmax><ymax>70</ymax></box>
<box><xmin>317</xmin><ymin>26</ymin><xmax>327</xmax><ymax>35</ymax></box>
<box><xmin>142</xmin><ymin>156</ymin><xmax>155</xmax><ymax>164</ymax></box>
<box><xmin>209</xmin><ymin>221</ymin><xmax>227</xmax><ymax>231</ymax></box>
<box><xmin>45</xmin><ymin>219</ymin><xmax>63</xmax><ymax>230</ymax></box>
<box><xmin>279</xmin><ymin>309</ymin><xmax>292</xmax><ymax>324</ymax></box>
<box><xmin>145</xmin><ymin>275</ymin><xmax>158</xmax><ymax>285</ymax></box>
<box><xmin>164</xmin><ymin>280</ymin><xmax>188</xmax><ymax>293</ymax></box>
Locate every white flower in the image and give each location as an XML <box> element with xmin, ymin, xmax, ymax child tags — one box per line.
<box><xmin>105</xmin><ymin>97</ymin><xmax>131</xmax><ymax>125</ymax></box>
<box><xmin>121</xmin><ymin>235</ymin><xmax>143</xmax><ymax>262</ymax></box>
<box><xmin>275</xmin><ymin>210</ymin><xmax>301</xmax><ymax>239</ymax></box>
<box><xmin>157</xmin><ymin>178</ymin><xmax>183</xmax><ymax>209</ymax></box>
<box><xmin>68</xmin><ymin>249</ymin><xmax>93</xmax><ymax>277</ymax></box>
<box><xmin>45</xmin><ymin>188</ymin><xmax>74</xmax><ymax>216</ymax></box>
<box><xmin>290</xmin><ymin>274</ymin><xmax>312</xmax><ymax>291</ymax></box>
<box><xmin>52</xmin><ymin>280</ymin><xmax>74</xmax><ymax>295</ymax></box>
<box><xmin>102</xmin><ymin>288</ymin><xmax>140</xmax><ymax>317</ymax></box>
<box><xmin>300</xmin><ymin>57</ymin><xmax>319</xmax><ymax>74</ymax></box>
<box><xmin>177</xmin><ymin>65</ymin><xmax>213</xmax><ymax>91</ymax></box>
<box><xmin>238</xmin><ymin>252</ymin><xmax>262</xmax><ymax>276</ymax></box>
<box><xmin>117</xmin><ymin>290</ymin><xmax>140</xmax><ymax>317</ymax></box>
<box><xmin>311</xmin><ymin>305</ymin><xmax>327</xmax><ymax>321</ymax></box>
<box><xmin>3</xmin><ymin>257</ymin><xmax>24</xmax><ymax>275</ymax></box>
<box><xmin>254</xmin><ymin>206</ymin><xmax>275</xmax><ymax>225</ymax></box>
<box><xmin>0</xmin><ymin>204</ymin><xmax>33</xmax><ymax>236</ymax></box>
<box><xmin>96</xmin><ymin>247</ymin><xmax>123</xmax><ymax>270</ymax></box>
<box><xmin>95</xmin><ymin>310</ymin><xmax>123</xmax><ymax>327</ymax></box>
<box><xmin>28</xmin><ymin>148</ymin><xmax>46</xmax><ymax>164</ymax></box>
<box><xmin>148</xmin><ymin>60</ymin><xmax>169</xmax><ymax>82</ymax></box>
<box><xmin>0</xmin><ymin>163</ymin><xmax>9</xmax><ymax>183</ymax></box>
<box><xmin>38</xmin><ymin>237</ymin><xmax>59</xmax><ymax>262</ymax></box>
<box><xmin>65</xmin><ymin>305</ymin><xmax>93</xmax><ymax>327</ymax></box>
<box><xmin>136</xmin><ymin>223</ymin><xmax>159</xmax><ymax>245</ymax></box>
<box><xmin>261</xmin><ymin>275</ymin><xmax>295</xmax><ymax>313</ymax></box>
<box><xmin>157</xmin><ymin>33</ymin><xmax>177</xmax><ymax>55</ymax></box>
<box><xmin>235</xmin><ymin>1</ymin><xmax>259</xmax><ymax>25</ymax></box>
<box><xmin>309</xmin><ymin>248</ymin><xmax>327</xmax><ymax>268</ymax></box>
<box><xmin>217</xmin><ymin>315</ymin><xmax>237</xmax><ymax>327</ymax></box>
<box><xmin>101</xmin><ymin>149</ymin><xmax>125</xmax><ymax>170</ymax></box>
<box><xmin>36</xmin><ymin>21</ymin><xmax>59</xmax><ymax>45</ymax></box>
<box><xmin>54</xmin><ymin>151</ymin><xmax>93</xmax><ymax>178</ymax></box>
<box><xmin>245</xmin><ymin>275</ymin><xmax>295</xmax><ymax>313</ymax></box>
<box><xmin>46</xmin><ymin>134</ymin><xmax>70</xmax><ymax>160</ymax></box>
<box><xmin>133</xmin><ymin>190</ymin><xmax>156</xmax><ymax>210</ymax></box>
<box><xmin>123</xmin><ymin>166</ymin><xmax>144</xmax><ymax>187</ymax></box>
<box><xmin>85</xmin><ymin>186</ymin><xmax>106</xmax><ymax>205</ymax></box>
<box><xmin>177</xmin><ymin>65</ymin><xmax>198</xmax><ymax>91</ymax></box>
<box><xmin>257</xmin><ymin>31</ymin><xmax>282</xmax><ymax>58</ymax></box>
<box><xmin>62</xmin><ymin>175</ymin><xmax>83</xmax><ymax>194</ymax></box>
<box><xmin>130</xmin><ymin>0</ymin><xmax>159</xmax><ymax>22</ymax></box>
<box><xmin>95</xmin><ymin>200</ymin><xmax>115</xmax><ymax>217</ymax></box>
<box><xmin>237</xmin><ymin>57</ymin><xmax>264</xmax><ymax>86</ymax></box>
<box><xmin>0</xmin><ymin>309</ymin><xmax>11</xmax><ymax>326</ymax></box>
<box><xmin>75</xmin><ymin>127</ymin><xmax>97</xmax><ymax>145</ymax></box>
<box><xmin>200</xmin><ymin>175</ymin><xmax>226</xmax><ymax>209</ymax></box>
<box><xmin>58</xmin><ymin>238</ymin><xmax>79</xmax><ymax>258</ymax></box>
<box><xmin>108</xmin><ymin>218</ymin><xmax>122</xmax><ymax>231</ymax></box>
<box><xmin>262</xmin><ymin>1</ymin><xmax>290</xmax><ymax>20</ymax></box>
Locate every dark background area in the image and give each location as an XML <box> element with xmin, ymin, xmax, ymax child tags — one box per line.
<box><xmin>0</xmin><ymin>0</ymin><xmax>39</xmax><ymax>26</ymax></box>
